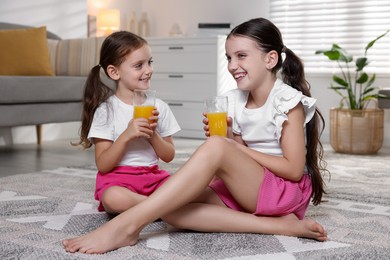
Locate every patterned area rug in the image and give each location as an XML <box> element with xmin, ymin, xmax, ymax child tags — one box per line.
<box><xmin>1</xmin><ymin>145</ymin><xmax>389</xmax><ymax>259</ymax></box>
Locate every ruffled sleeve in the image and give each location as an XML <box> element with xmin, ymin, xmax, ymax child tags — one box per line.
<box><xmin>272</xmin><ymin>87</ymin><xmax>316</xmax><ymax>142</ymax></box>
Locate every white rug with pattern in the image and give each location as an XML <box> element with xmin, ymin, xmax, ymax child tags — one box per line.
<box><xmin>1</xmin><ymin>146</ymin><xmax>389</xmax><ymax>259</ymax></box>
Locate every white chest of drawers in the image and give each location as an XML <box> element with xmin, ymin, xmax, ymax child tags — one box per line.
<box><xmin>148</xmin><ymin>36</ymin><xmax>237</xmax><ymax>138</ymax></box>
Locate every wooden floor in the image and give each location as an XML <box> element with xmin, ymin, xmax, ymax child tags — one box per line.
<box><xmin>0</xmin><ymin>138</ymin><xmax>203</xmax><ymax>178</ymax></box>
<box><xmin>0</xmin><ymin>140</ymin><xmax>94</xmax><ymax>177</ymax></box>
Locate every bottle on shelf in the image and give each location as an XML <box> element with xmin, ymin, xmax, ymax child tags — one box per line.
<box><xmin>128</xmin><ymin>11</ymin><xmax>137</xmax><ymax>34</ymax></box>
<box><xmin>138</xmin><ymin>12</ymin><xmax>150</xmax><ymax>37</ymax></box>
<box><xmin>169</xmin><ymin>23</ymin><xmax>183</xmax><ymax>37</ymax></box>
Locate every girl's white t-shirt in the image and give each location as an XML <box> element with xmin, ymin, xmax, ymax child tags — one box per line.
<box><xmin>227</xmin><ymin>79</ymin><xmax>316</xmax><ymax>156</ymax></box>
<box><xmin>88</xmin><ymin>95</ymin><xmax>181</xmax><ymax>166</ymax></box>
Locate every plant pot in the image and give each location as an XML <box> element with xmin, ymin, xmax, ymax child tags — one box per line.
<box><xmin>329</xmin><ymin>108</ymin><xmax>384</xmax><ymax>154</ymax></box>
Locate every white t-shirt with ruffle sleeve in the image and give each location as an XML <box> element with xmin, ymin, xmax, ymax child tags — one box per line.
<box><xmin>227</xmin><ymin>78</ymin><xmax>316</xmax><ymax>156</ymax></box>
<box><xmin>88</xmin><ymin>95</ymin><xmax>181</xmax><ymax>166</ymax></box>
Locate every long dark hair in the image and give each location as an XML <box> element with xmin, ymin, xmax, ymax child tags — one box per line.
<box><xmin>76</xmin><ymin>31</ymin><xmax>147</xmax><ymax>149</ymax></box>
<box><xmin>228</xmin><ymin>18</ymin><xmax>328</xmax><ymax>205</ymax></box>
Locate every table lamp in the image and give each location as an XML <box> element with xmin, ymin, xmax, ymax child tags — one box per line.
<box><xmin>97</xmin><ymin>9</ymin><xmax>120</xmax><ymax>36</ymax></box>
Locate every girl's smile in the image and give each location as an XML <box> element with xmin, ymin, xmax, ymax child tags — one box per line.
<box><xmin>114</xmin><ymin>44</ymin><xmax>153</xmax><ymax>92</ymax></box>
<box><xmin>225</xmin><ymin>36</ymin><xmax>268</xmax><ymax>92</ymax></box>
<box><xmin>233</xmin><ymin>72</ymin><xmax>247</xmax><ymax>81</ymax></box>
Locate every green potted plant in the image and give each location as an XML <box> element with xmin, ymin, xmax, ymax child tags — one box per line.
<box><xmin>315</xmin><ymin>31</ymin><xmax>389</xmax><ymax>154</ymax></box>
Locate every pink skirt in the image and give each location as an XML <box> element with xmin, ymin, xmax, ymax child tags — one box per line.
<box><xmin>209</xmin><ymin>167</ymin><xmax>312</xmax><ymax>219</ymax></box>
<box><xmin>95</xmin><ymin>165</ymin><xmax>170</xmax><ymax>211</ymax></box>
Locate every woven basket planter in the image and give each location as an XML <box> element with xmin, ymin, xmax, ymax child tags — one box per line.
<box><xmin>329</xmin><ymin>108</ymin><xmax>384</xmax><ymax>154</ymax></box>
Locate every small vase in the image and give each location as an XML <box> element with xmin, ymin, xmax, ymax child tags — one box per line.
<box><xmin>329</xmin><ymin>108</ymin><xmax>384</xmax><ymax>154</ymax></box>
<box><xmin>138</xmin><ymin>12</ymin><xmax>150</xmax><ymax>37</ymax></box>
<box><xmin>128</xmin><ymin>11</ymin><xmax>137</xmax><ymax>34</ymax></box>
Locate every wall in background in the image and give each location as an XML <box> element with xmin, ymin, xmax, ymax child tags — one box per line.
<box><xmin>140</xmin><ymin>0</ymin><xmax>268</xmax><ymax>37</ymax></box>
<box><xmin>0</xmin><ymin>0</ymin><xmax>87</xmax><ymax>39</ymax></box>
<box><xmin>86</xmin><ymin>0</ymin><xmax>268</xmax><ymax>37</ymax></box>
<box><xmin>1</xmin><ymin>0</ymin><xmax>389</xmax><ymax>147</ymax></box>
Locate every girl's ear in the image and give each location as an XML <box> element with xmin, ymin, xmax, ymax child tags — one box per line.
<box><xmin>107</xmin><ymin>65</ymin><xmax>120</xmax><ymax>80</ymax></box>
<box><xmin>265</xmin><ymin>50</ymin><xmax>279</xmax><ymax>70</ymax></box>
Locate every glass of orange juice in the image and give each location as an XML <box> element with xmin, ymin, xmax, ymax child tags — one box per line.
<box><xmin>133</xmin><ymin>89</ymin><xmax>156</xmax><ymax>124</ymax></box>
<box><xmin>205</xmin><ymin>96</ymin><xmax>228</xmax><ymax>137</ymax></box>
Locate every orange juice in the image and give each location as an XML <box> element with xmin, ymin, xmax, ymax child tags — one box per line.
<box><xmin>133</xmin><ymin>106</ymin><xmax>155</xmax><ymax>123</ymax></box>
<box><xmin>207</xmin><ymin>112</ymin><xmax>227</xmax><ymax>137</ymax></box>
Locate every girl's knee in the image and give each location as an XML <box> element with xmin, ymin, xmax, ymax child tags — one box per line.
<box><xmin>203</xmin><ymin>136</ymin><xmax>229</xmax><ymax>151</ymax></box>
<box><xmin>101</xmin><ymin>189</ymin><xmax>120</xmax><ymax>212</ymax></box>
<box><xmin>101</xmin><ymin>187</ymin><xmax>137</xmax><ymax>213</ymax></box>
<box><xmin>102</xmin><ymin>187</ymin><xmax>121</xmax><ymax>203</ymax></box>
<box><xmin>202</xmin><ymin>136</ymin><xmax>231</xmax><ymax>156</ymax></box>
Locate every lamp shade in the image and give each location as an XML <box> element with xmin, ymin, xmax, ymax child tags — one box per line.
<box><xmin>97</xmin><ymin>9</ymin><xmax>120</xmax><ymax>34</ymax></box>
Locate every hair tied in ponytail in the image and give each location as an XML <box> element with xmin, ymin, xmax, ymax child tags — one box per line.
<box><xmin>280</xmin><ymin>45</ymin><xmax>287</xmax><ymax>63</ymax></box>
<box><xmin>281</xmin><ymin>52</ymin><xmax>286</xmax><ymax>63</ymax></box>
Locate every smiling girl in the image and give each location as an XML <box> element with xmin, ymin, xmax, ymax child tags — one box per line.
<box><xmin>74</xmin><ymin>31</ymin><xmax>180</xmax><ymax>215</ymax></box>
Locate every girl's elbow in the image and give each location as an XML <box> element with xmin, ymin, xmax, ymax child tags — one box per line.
<box><xmin>161</xmin><ymin>154</ymin><xmax>175</xmax><ymax>163</ymax></box>
<box><xmin>96</xmin><ymin>164</ymin><xmax>112</xmax><ymax>174</ymax></box>
<box><xmin>161</xmin><ymin>148</ymin><xmax>175</xmax><ymax>163</ymax></box>
<box><xmin>97</xmin><ymin>168</ymin><xmax>109</xmax><ymax>174</ymax></box>
<box><xmin>162</xmin><ymin>158</ymin><xmax>173</xmax><ymax>163</ymax></box>
<box><xmin>290</xmin><ymin>170</ymin><xmax>304</xmax><ymax>182</ymax></box>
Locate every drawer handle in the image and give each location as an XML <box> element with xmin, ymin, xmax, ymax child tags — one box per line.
<box><xmin>168</xmin><ymin>46</ymin><xmax>184</xmax><ymax>50</ymax></box>
<box><xmin>168</xmin><ymin>74</ymin><xmax>184</xmax><ymax>78</ymax></box>
<box><xmin>168</xmin><ymin>103</ymin><xmax>184</xmax><ymax>107</ymax></box>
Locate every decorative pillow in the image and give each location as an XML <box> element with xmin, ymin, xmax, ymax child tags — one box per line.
<box><xmin>56</xmin><ymin>36</ymin><xmax>105</xmax><ymax>76</ymax></box>
<box><xmin>0</xmin><ymin>26</ymin><xmax>54</xmax><ymax>76</ymax></box>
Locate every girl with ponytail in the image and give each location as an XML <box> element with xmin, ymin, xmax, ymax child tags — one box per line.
<box><xmin>74</xmin><ymin>31</ymin><xmax>180</xmax><ymax>214</ymax></box>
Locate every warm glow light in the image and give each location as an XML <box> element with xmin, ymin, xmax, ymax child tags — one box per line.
<box><xmin>97</xmin><ymin>9</ymin><xmax>120</xmax><ymax>36</ymax></box>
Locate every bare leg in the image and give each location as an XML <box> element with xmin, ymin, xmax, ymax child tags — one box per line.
<box><xmin>101</xmin><ymin>186</ymin><xmax>147</xmax><ymax>214</ymax></box>
<box><xmin>162</xmin><ymin>187</ymin><xmax>326</xmax><ymax>240</ymax></box>
<box><xmin>62</xmin><ymin>137</ymin><xmax>324</xmax><ymax>254</ymax></box>
<box><xmin>62</xmin><ymin>203</ymin><xmax>326</xmax><ymax>254</ymax></box>
<box><xmin>163</xmin><ymin>203</ymin><xmax>326</xmax><ymax>241</ymax></box>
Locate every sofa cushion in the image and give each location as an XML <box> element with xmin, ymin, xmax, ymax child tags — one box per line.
<box><xmin>47</xmin><ymin>39</ymin><xmax>60</xmax><ymax>74</ymax></box>
<box><xmin>0</xmin><ymin>103</ymin><xmax>83</xmax><ymax>127</ymax></box>
<box><xmin>0</xmin><ymin>27</ymin><xmax>54</xmax><ymax>76</ymax></box>
<box><xmin>0</xmin><ymin>76</ymin><xmax>86</xmax><ymax>104</ymax></box>
<box><xmin>56</xmin><ymin>37</ymin><xmax>105</xmax><ymax>76</ymax></box>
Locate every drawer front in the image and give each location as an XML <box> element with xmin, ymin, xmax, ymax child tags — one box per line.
<box><xmin>152</xmin><ymin>73</ymin><xmax>218</xmax><ymax>102</ymax></box>
<box><xmin>168</xmin><ymin>101</ymin><xmax>205</xmax><ymax>134</ymax></box>
<box><xmin>151</xmin><ymin>44</ymin><xmax>218</xmax><ymax>73</ymax></box>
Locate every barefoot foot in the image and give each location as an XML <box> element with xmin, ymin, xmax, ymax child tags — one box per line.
<box><xmin>301</xmin><ymin>217</ymin><xmax>327</xmax><ymax>241</ymax></box>
<box><xmin>280</xmin><ymin>214</ymin><xmax>327</xmax><ymax>241</ymax></box>
<box><xmin>62</xmin><ymin>217</ymin><xmax>141</xmax><ymax>254</ymax></box>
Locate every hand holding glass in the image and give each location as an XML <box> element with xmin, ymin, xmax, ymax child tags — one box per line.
<box><xmin>205</xmin><ymin>96</ymin><xmax>228</xmax><ymax>137</ymax></box>
<box><xmin>133</xmin><ymin>89</ymin><xmax>156</xmax><ymax>124</ymax></box>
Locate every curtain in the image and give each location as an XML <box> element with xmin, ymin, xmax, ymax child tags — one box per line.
<box><xmin>270</xmin><ymin>0</ymin><xmax>390</xmax><ymax>74</ymax></box>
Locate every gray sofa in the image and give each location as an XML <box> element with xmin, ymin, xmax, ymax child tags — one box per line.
<box><xmin>0</xmin><ymin>22</ymin><xmax>108</xmax><ymax>144</ymax></box>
